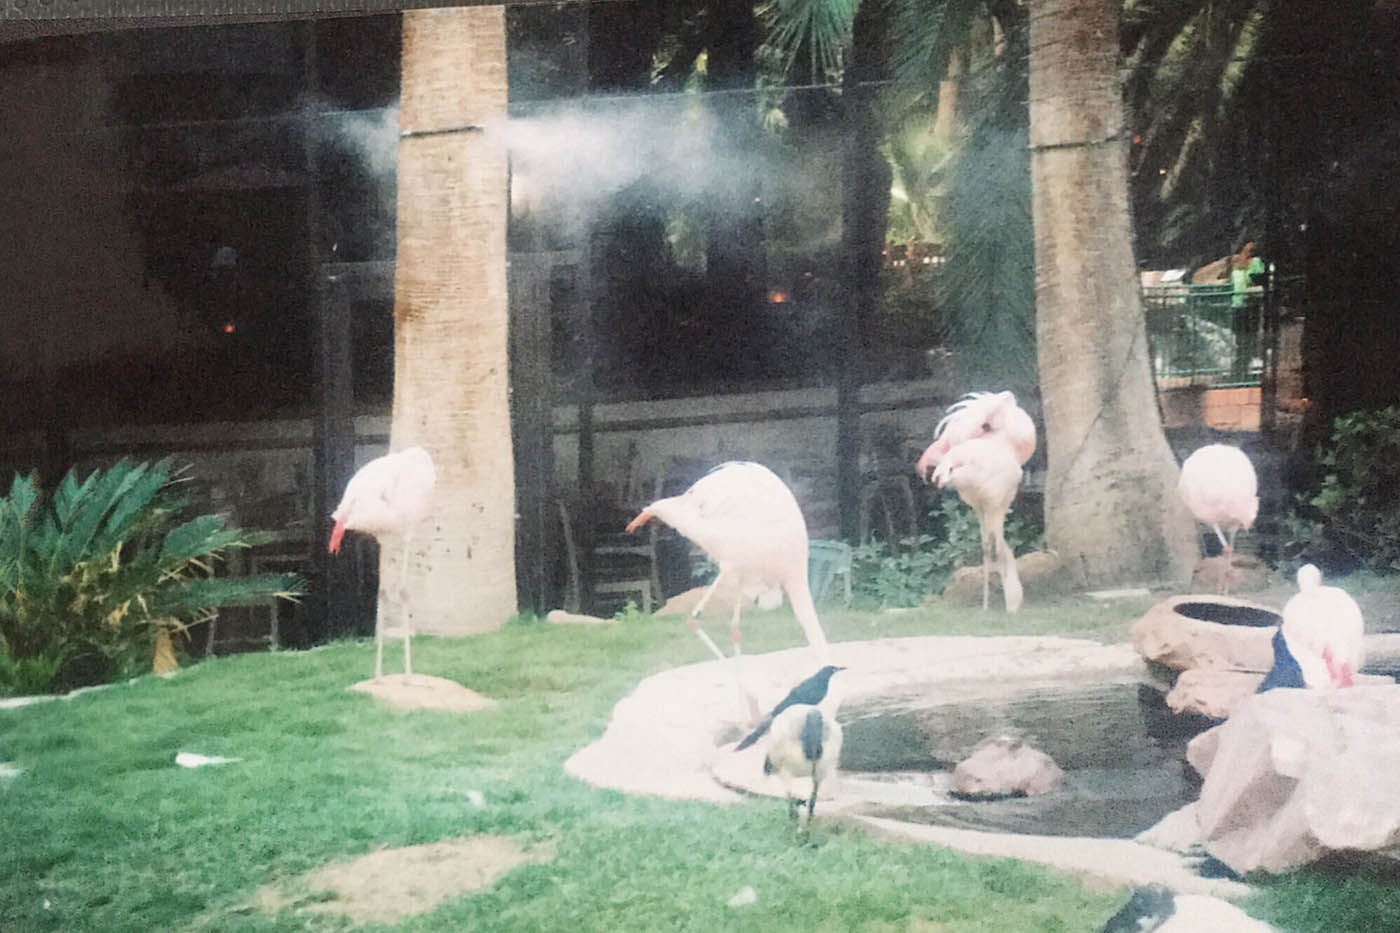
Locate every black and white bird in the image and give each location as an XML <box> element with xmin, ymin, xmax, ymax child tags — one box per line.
<box><xmin>735</xmin><ymin>665</ymin><xmax>845</xmax><ymax>751</ymax></box>
<box><xmin>763</xmin><ymin>703</ymin><xmax>844</xmax><ymax>824</ymax></box>
<box><xmin>1100</xmin><ymin>884</ymin><xmax>1175</xmax><ymax>932</ymax></box>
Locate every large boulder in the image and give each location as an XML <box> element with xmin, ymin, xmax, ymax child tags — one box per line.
<box><xmin>1132</xmin><ymin>595</ymin><xmax>1279</xmax><ymax>674</ymax></box>
<box><xmin>951</xmin><ymin>734</ymin><xmax>1064</xmax><ymax>799</ymax></box>
<box><xmin>1190</xmin><ymin>553</ymin><xmax>1277</xmax><ymax>595</ymax></box>
<box><xmin>1166</xmin><ymin>669</ymin><xmax>1265</xmax><ymax>719</ymax></box>
<box><xmin>1167</xmin><ymin>669</ymin><xmax>1394</xmax><ymax>720</ymax></box>
<box><xmin>941</xmin><ymin>550</ymin><xmax>1073</xmax><ymax>606</ymax></box>
<box><xmin>1187</xmin><ymin>685</ymin><xmax>1400</xmax><ymax>874</ymax></box>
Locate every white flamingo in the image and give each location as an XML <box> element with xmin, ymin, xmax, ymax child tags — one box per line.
<box><xmin>328</xmin><ymin>446</ymin><xmax>436</xmax><ymax>680</ymax></box>
<box><xmin>915</xmin><ymin>392</ymin><xmax>1037</xmax><ymax>612</ymax></box>
<box><xmin>1177</xmin><ymin>444</ymin><xmax>1259</xmax><ymax>594</ymax></box>
<box><xmin>1281</xmin><ymin>564</ymin><xmax>1365</xmax><ymax>689</ymax></box>
<box><xmin>626</xmin><ymin>462</ymin><xmax>830</xmax><ymax>713</ymax></box>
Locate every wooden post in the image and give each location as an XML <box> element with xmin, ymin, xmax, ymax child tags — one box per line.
<box><xmin>312</xmin><ymin>271</ymin><xmax>359</xmax><ymax>641</ymax></box>
<box><xmin>508</xmin><ymin>253</ymin><xmax>558</xmax><ymax>615</ymax></box>
<box><xmin>576</xmin><ymin>238</ymin><xmax>597</xmax><ymax>611</ymax></box>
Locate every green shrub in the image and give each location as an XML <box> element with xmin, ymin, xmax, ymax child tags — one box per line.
<box><xmin>0</xmin><ymin>459</ymin><xmax>303</xmax><ymax>696</ymax></box>
<box><xmin>852</xmin><ymin>497</ymin><xmax>1043</xmax><ymax>608</ymax></box>
<box><xmin>1302</xmin><ymin>406</ymin><xmax>1400</xmax><ymax>572</ymax></box>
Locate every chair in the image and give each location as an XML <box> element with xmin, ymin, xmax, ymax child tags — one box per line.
<box><xmin>808</xmin><ymin>539</ymin><xmax>853</xmax><ymax>608</ymax></box>
<box><xmin>589</xmin><ymin>471</ymin><xmax>662</xmax><ymax>614</ymax></box>
<box><xmin>556</xmin><ymin>491</ymin><xmax>660</xmax><ymax>615</ymax></box>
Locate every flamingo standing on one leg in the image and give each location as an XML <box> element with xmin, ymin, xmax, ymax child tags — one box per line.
<box><xmin>1177</xmin><ymin>444</ymin><xmax>1258</xmax><ymax>595</ymax></box>
<box><xmin>915</xmin><ymin>392</ymin><xmax>1037</xmax><ymax>613</ymax></box>
<box><xmin>626</xmin><ymin>462</ymin><xmax>830</xmax><ymax>715</ymax></box>
<box><xmin>1280</xmin><ymin>563</ymin><xmax>1366</xmax><ymax>689</ymax></box>
<box><xmin>328</xmin><ymin>446</ymin><xmax>436</xmax><ymax>680</ymax></box>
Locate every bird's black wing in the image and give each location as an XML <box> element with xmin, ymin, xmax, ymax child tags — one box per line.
<box><xmin>735</xmin><ymin>668</ymin><xmax>836</xmax><ymax>751</ymax></box>
<box><xmin>1257</xmin><ymin>628</ymin><xmax>1305</xmax><ymax>692</ymax></box>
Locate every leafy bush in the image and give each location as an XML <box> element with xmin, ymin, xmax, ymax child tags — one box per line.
<box><xmin>852</xmin><ymin>497</ymin><xmax>1043</xmax><ymax>608</ymax></box>
<box><xmin>0</xmin><ymin>459</ymin><xmax>303</xmax><ymax>696</ymax></box>
<box><xmin>1296</xmin><ymin>406</ymin><xmax>1400</xmax><ymax>572</ymax></box>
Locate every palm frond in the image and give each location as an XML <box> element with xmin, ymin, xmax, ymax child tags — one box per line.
<box><xmin>158</xmin><ymin>573</ymin><xmax>306</xmax><ymax>615</ymax></box>
<box><xmin>759</xmin><ymin>0</ymin><xmax>858</xmax><ymax>84</ymax></box>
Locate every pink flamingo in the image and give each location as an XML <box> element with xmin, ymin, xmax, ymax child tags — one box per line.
<box><xmin>1282</xmin><ymin>564</ymin><xmax>1366</xmax><ymax>689</ymax></box>
<box><xmin>328</xmin><ymin>445</ymin><xmax>436</xmax><ymax>679</ymax></box>
<box><xmin>915</xmin><ymin>392</ymin><xmax>1037</xmax><ymax>613</ymax></box>
<box><xmin>1177</xmin><ymin>444</ymin><xmax>1258</xmax><ymax>594</ymax></box>
<box><xmin>626</xmin><ymin>462</ymin><xmax>830</xmax><ymax>711</ymax></box>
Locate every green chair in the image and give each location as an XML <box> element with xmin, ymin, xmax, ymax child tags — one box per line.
<box><xmin>808</xmin><ymin>539</ymin><xmax>853</xmax><ymax>608</ymax></box>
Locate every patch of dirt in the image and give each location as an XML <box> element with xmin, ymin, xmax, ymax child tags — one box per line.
<box><xmin>348</xmin><ymin>673</ymin><xmax>497</xmax><ymax>712</ymax></box>
<box><xmin>255</xmin><ymin>835</ymin><xmax>553</xmax><ymax>925</ymax></box>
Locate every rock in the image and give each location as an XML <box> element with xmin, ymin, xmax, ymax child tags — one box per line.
<box><xmin>951</xmin><ymin>735</ymin><xmax>1063</xmax><ymax>799</ymax></box>
<box><xmin>1135</xmin><ymin>803</ymin><xmax>1203</xmax><ymax>855</ymax></box>
<box><xmin>1166</xmin><ymin>669</ymin><xmax>1265</xmax><ymax>719</ymax></box>
<box><xmin>1187</xmin><ymin>685</ymin><xmax>1400</xmax><ymax>874</ymax></box>
<box><xmin>1191</xmin><ymin>553</ymin><xmax>1276</xmax><ymax>594</ymax></box>
<box><xmin>545</xmin><ymin>609</ymin><xmax>614</xmax><ymax>625</ymax></box>
<box><xmin>1132</xmin><ymin>595</ymin><xmax>1280</xmax><ymax>674</ymax></box>
<box><xmin>941</xmin><ymin>550</ymin><xmax>1071</xmax><ymax>606</ymax></box>
<box><xmin>1166</xmin><ymin>669</ymin><xmax>1394</xmax><ymax>721</ymax></box>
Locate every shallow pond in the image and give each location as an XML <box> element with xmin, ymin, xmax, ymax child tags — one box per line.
<box><xmin>837</xmin><ymin>681</ymin><xmax>1212</xmax><ymax>839</ymax></box>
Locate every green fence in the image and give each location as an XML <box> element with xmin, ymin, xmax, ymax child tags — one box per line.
<box><xmin>1143</xmin><ymin>283</ymin><xmax>1265</xmax><ymax>388</ymax></box>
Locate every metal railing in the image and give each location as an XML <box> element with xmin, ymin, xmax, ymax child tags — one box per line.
<box><xmin>1143</xmin><ymin>283</ymin><xmax>1266</xmax><ymax>388</ymax></box>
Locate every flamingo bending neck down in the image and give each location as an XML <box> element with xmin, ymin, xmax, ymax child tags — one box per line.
<box><xmin>626</xmin><ymin>462</ymin><xmax>830</xmax><ymax>716</ymax></box>
<box><xmin>1177</xmin><ymin>444</ymin><xmax>1258</xmax><ymax>595</ymax></box>
<box><xmin>915</xmin><ymin>392</ymin><xmax>1036</xmax><ymax>613</ymax></box>
<box><xmin>328</xmin><ymin>445</ymin><xmax>436</xmax><ymax>680</ymax></box>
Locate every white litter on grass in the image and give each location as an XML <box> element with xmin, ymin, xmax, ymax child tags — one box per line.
<box><xmin>1</xmin><ymin>762</ymin><xmax>21</xmax><ymax>780</ymax></box>
<box><xmin>466</xmin><ymin>790</ymin><xmax>486</xmax><ymax>808</ymax></box>
<box><xmin>0</xmin><ymin>678</ymin><xmax>138</xmax><ymax>711</ymax></box>
<box><xmin>727</xmin><ymin>886</ymin><xmax>757</xmax><ymax>908</ymax></box>
<box><xmin>175</xmin><ymin>752</ymin><xmax>241</xmax><ymax>769</ymax></box>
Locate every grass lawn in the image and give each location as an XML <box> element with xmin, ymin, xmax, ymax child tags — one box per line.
<box><xmin>2</xmin><ymin>595</ymin><xmax>1397</xmax><ymax>931</ymax></box>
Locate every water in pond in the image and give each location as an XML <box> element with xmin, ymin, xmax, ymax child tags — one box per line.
<box><xmin>837</xmin><ymin>682</ymin><xmax>1210</xmax><ymax>839</ymax></box>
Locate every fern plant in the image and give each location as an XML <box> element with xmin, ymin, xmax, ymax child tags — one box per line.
<box><xmin>852</xmin><ymin>497</ymin><xmax>1043</xmax><ymax>608</ymax></box>
<box><xmin>0</xmin><ymin>459</ymin><xmax>303</xmax><ymax>695</ymax></box>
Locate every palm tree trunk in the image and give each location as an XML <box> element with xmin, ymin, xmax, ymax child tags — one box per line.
<box><xmin>1028</xmin><ymin>0</ymin><xmax>1197</xmax><ymax>587</ymax></box>
<box><xmin>392</xmin><ymin>7</ymin><xmax>516</xmax><ymax>634</ymax></box>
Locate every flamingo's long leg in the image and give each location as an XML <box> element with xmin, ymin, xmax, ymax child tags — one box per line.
<box><xmin>997</xmin><ymin>529</ymin><xmax>1023</xmax><ymax>612</ymax></box>
<box><xmin>399</xmin><ymin>535</ymin><xmax>413</xmax><ymax>677</ymax></box>
<box><xmin>978</xmin><ymin>517</ymin><xmax>993</xmax><ymax>611</ymax></box>
<box><xmin>374</xmin><ymin>575</ymin><xmax>386</xmax><ymax>681</ymax></box>
<box><xmin>729</xmin><ymin>596</ymin><xmax>761</xmax><ymax>721</ymax></box>
<box><xmin>688</xmin><ymin>571</ymin><xmax>729</xmax><ymax>661</ymax></box>
<box><xmin>1215</xmin><ymin>523</ymin><xmax>1234</xmax><ymax>595</ymax></box>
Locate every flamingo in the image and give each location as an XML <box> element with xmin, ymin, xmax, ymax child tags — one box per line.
<box><xmin>625</xmin><ymin>462</ymin><xmax>830</xmax><ymax>712</ymax></box>
<box><xmin>328</xmin><ymin>445</ymin><xmax>436</xmax><ymax>680</ymax></box>
<box><xmin>1177</xmin><ymin>444</ymin><xmax>1258</xmax><ymax>594</ymax></box>
<box><xmin>1280</xmin><ymin>564</ymin><xmax>1365</xmax><ymax>689</ymax></box>
<box><xmin>915</xmin><ymin>392</ymin><xmax>1036</xmax><ymax>613</ymax></box>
